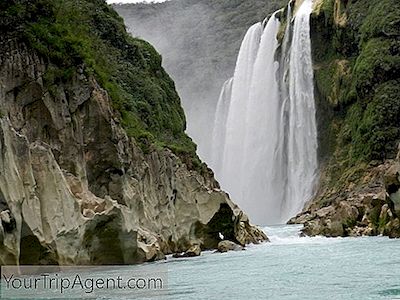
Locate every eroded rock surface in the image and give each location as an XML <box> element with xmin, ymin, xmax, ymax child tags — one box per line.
<box><xmin>0</xmin><ymin>40</ymin><xmax>267</xmax><ymax>265</ymax></box>
<box><xmin>289</xmin><ymin>150</ymin><xmax>400</xmax><ymax>238</ymax></box>
<box><xmin>217</xmin><ymin>240</ymin><xmax>244</xmax><ymax>253</ymax></box>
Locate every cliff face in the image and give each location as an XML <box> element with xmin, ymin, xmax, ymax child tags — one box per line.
<box><xmin>0</xmin><ymin>0</ymin><xmax>266</xmax><ymax>265</ymax></box>
<box><xmin>290</xmin><ymin>0</ymin><xmax>400</xmax><ymax>237</ymax></box>
<box><xmin>114</xmin><ymin>0</ymin><xmax>287</xmax><ymax>159</ymax></box>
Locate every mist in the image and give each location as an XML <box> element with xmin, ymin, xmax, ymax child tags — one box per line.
<box><xmin>113</xmin><ymin>0</ymin><xmax>286</xmax><ymax>162</ymax></box>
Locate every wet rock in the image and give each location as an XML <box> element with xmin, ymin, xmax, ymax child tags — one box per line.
<box><xmin>348</xmin><ymin>226</ymin><xmax>365</xmax><ymax>237</ymax></box>
<box><xmin>337</xmin><ymin>201</ymin><xmax>359</xmax><ymax>222</ymax></box>
<box><xmin>135</xmin><ymin>229</ymin><xmax>166</xmax><ymax>262</ymax></box>
<box><xmin>326</xmin><ymin>220</ymin><xmax>344</xmax><ymax>237</ymax></box>
<box><xmin>385</xmin><ymin>163</ymin><xmax>400</xmax><ymax>214</ymax></box>
<box><xmin>302</xmin><ymin>219</ymin><xmax>324</xmax><ymax>236</ymax></box>
<box><xmin>384</xmin><ymin>218</ymin><xmax>400</xmax><ymax>238</ymax></box>
<box><xmin>352</xmin><ymin>226</ymin><xmax>374</xmax><ymax>236</ymax></box>
<box><xmin>379</xmin><ymin>204</ymin><xmax>393</xmax><ymax>221</ymax></box>
<box><xmin>234</xmin><ymin>211</ymin><xmax>269</xmax><ymax>245</ymax></box>
<box><xmin>217</xmin><ymin>240</ymin><xmax>244</xmax><ymax>253</ymax></box>
<box><xmin>292</xmin><ymin>156</ymin><xmax>400</xmax><ymax>238</ymax></box>
<box><xmin>173</xmin><ymin>244</ymin><xmax>201</xmax><ymax>258</ymax></box>
<box><xmin>185</xmin><ymin>244</ymin><xmax>201</xmax><ymax>257</ymax></box>
<box><xmin>288</xmin><ymin>212</ymin><xmax>313</xmax><ymax>224</ymax></box>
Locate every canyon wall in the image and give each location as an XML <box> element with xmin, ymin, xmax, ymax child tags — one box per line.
<box><xmin>0</xmin><ymin>0</ymin><xmax>266</xmax><ymax>265</ymax></box>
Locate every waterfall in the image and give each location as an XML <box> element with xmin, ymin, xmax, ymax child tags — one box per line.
<box><xmin>210</xmin><ymin>77</ymin><xmax>233</xmax><ymax>177</ymax></box>
<box><xmin>241</xmin><ymin>13</ymin><xmax>281</xmax><ymax>224</ymax></box>
<box><xmin>283</xmin><ymin>0</ymin><xmax>318</xmax><ymax>220</ymax></box>
<box><xmin>210</xmin><ymin>0</ymin><xmax>318</xmax><ymax>225</ymax></box>
<box><xmin>218</xmin><ymin>23</ymin><xmax>263</xmax><ymax>201</ymax></box>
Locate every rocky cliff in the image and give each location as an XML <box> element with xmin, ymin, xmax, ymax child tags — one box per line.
<box><xmin>289</xmin><ymin>0</ymin><xmax>400</xmax><ymax>237</ymax></box>
<box><xmin>114</xmin><ymin>0</ymin><xmax>287</xmax><ymax>159</ymax></box>
<box><xmin>0</xmin><ymin>0</ymin><xmax>266</xmax><ymax>265</ymax></box>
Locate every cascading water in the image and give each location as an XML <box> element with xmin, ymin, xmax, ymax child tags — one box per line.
<box><xmin>241</xmin><ymin>13</ymin><xmax>282</xmax><ymax>224</ymax></box>
<box><xmin>210</xmin><ymin>77</ymin><xmax>233</xmax><ymax>177</ymax></box>
<box><xmin>210</xmin><ymin>0</ymin><xmax>318</xmax><ymax>225</ymax></box>
<box><xmin>283</xmin><ymin>0</ymin><xmax>318</xmax><ymax>221</ymax></box>
<box><xmin>218</xmin><ymin>23</ymin><xmax>263</xmax><ymax>202</ymax></box>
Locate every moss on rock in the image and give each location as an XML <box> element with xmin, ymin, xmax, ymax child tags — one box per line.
<box><xmin>0</xmin><ymin>0</ymin><xmax>201</xmax><ymax>169</ymax></box>
<box><xmin>311</xmin><ymin>0</ymin><xmax>400</xmax><ymax>170</ymax></box>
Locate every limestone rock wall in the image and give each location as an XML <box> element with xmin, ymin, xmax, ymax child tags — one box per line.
<box><xmin>0</xmin><ymin>40</ymin><xmax>266</xmax><ymax>265</ymax></box>
<box><xmin>289</xmin><ymin>151</ymin><xmax>400</xmax><ymax>237</ymax></box>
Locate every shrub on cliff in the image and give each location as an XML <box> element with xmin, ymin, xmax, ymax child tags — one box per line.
<box><xmin>0</xmin><ymin>0</ymin><xmax>203</xmax><ymax>170</ymax></box>
<box><xmin>312</xmin><ymin>0</ymin><xmax>400</xmax><ymax>164</ymax></box>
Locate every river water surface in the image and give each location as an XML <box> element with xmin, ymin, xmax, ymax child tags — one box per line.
<box><xmin>4</xmin><ymin>225</ymin><xmax>400</xmax><ymax>300</ymax></box>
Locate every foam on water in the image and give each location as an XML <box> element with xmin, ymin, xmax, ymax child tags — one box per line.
<box><xmin>261</xmin><ymin>225</ymin><xmax>342</xmax><ymax>246</ymax></box>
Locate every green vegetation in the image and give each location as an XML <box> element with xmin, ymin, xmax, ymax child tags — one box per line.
<box><xmin>352</xmin><ymin>38</ymin><xmax>400</xmax><ymax>100</ymax></box>
<box><xmin>0</xmin><ymin>0</ymin><xmax>205</xmax><ymax>170</ymax></box>
<box><xmin>346</xmin><ymin>80</ymin><xmax>400</xmax><ymax>161</ymax></box>
<box><xmin>115</xmin><ymin>0</ymin><xmax>286</xmax><ymax>92</ymax></box>
<box><xmin>312</xmin><ymin>0</ymin><xmax>400</xmax><ymax>170</ymax></box>
<box><xmin>114</xmin><ymin>0</ymin><xmax>287</xmax><ymax>143</ymax></box>
<box><xmin>360</xmin><ymin>0</ymin><xmax>400</xmax><ymax>44</ymax></box>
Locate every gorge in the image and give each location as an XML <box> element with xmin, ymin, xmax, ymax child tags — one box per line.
<box><xmin>117</xmin><ymin>0</ymin><xmax>400</xmax><ymax>237</ymax></box>
<box><xmin>1</xmin><ymin>0</ymin><xmax>400</xmax><ymax>298</ymax></box>
<box><xmin>0</xmin><ymin>0</ymin><xmax>398</xmax><ymax>280</ymax></box>
<box><xmin>0</xmin><ymin>0</ymin><xmax>267</xmax><ymax>266</ymax></box>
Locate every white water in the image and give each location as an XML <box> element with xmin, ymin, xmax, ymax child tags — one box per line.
<box><xmin>283</xmin><ymin>0</ymin><xmax>318</xmax><ymax>220</ymax></box>
<box><xmin>211</xmin><ymin>0</ymin><xmax>318</xmax><ymax>225</ymax></box>
<box><xmin>218</xmin><ymin>23</ymin><xmax>263</xmax><ymax>201</ymax></box>
<box><xmin>210</xmin><ymin>78</ymin><xmax>233</xmax><ymax>178</ymax></box>
<box><xmin>241</xmin><ymin>14</ymin><xmax>281</xmax><ymax>224</ymax></box>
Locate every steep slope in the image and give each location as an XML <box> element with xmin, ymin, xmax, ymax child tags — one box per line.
<box><xmin>114</xmin><ymin>0</ymin><xmax>287</xmax><ymax>158</ymax></box>
<box><xmin>290</xmin><ymin>0</ymin><xmax>400</xmax><ymax>237</ymax></box>
<box><xmin>114</xmin><ymin>0</ymin><xmax>400</xmax><ymax>235</ymax></box>
<box><xmin>0</xmin><ymin>0</ymin><xmax>266</xmax><ymax>265</ymax></box>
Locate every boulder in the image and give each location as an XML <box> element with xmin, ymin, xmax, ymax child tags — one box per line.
<box><xmin>385</xmin><ymin>218</ymin><xmax>400</xmax><ymax>238</ymax></box>
<box><xmin>234</xmin><ymin>211</ymin><xmax>269</xmax><ymax>245</ymax></box>
<box><xmin>302</xmin><ymin>219</ymin><xmax>324</xmax><ymax>236</ymax></box>
<box><xmin>326</xmin><ymin>220</ymin><xmax>344</xmax><ymax>237</ymax></box>
<box><xmin>385</xmin><ymin>163</ymin><xmax>400</xmax><ymax>214</ymax></box>
<box><xmin>172</xmin><ymin>244</ymin><xmax>201</xmax><ymax>258</ymax></box>
<box><xmin>217</xmin><ymin>240</ymin><xmax>244</xmax><ymax>253</ymax></box>
<box><xmin>336</xmin><ymin>201</ymin><xmax>359</xmax><ymax>223</ymax></box>
<box><xmin>185</xmin><ymin>244</ymin><xmax>201</xmax><ymax>257</ymax></box>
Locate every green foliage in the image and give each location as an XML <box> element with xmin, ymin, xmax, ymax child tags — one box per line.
<box><xmin>114</xmin><ymin>0</ymin><xmax>287</xmax><ymax>118</ymax></box>
<box><xmin>345</xmin><ymin>80</ymin><xmax>400</xmax><ymax>161</ymax></box>
<box><xmin>315</xmin><ymin>60</ymin><xmax>352</xmax><ymax>106</ymax></box>
<box><xmin>320</xmin><ymin>0</ymin><xmax>335</xmax><ymax>25</ymax></box>
<box><xmin>1</xmin><ymin>0</ymin><xmax>200</xmax><ymax>166</ymax></box>
<box><xmin>352</xmin><ymin>38</ymin><xmax>400</xmax><ymax>99</ymax></box>
<box><xmin>360</xmin><ymin>0</ymin><xmax>400</xmax><ymax>44</ymax></box>
<box><xmin>312</xmin><ymin>0</ymin><xmax>400</xmax><ymax>167</ymax></box>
